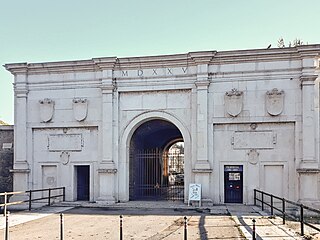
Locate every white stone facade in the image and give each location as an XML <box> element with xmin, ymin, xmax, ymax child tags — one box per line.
<box><xmin>5</xmin><ymin>45</ymin><xmax>320</xmax><ymax>205</ymax></box>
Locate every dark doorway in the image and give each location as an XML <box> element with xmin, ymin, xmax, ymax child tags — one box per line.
<box><xmin>76</xmin><ymin>166</ymin><xmax>90</xmax><ymax>201</ymax></box>
<box><xmin>129</xmin><ymin>119</ymin><xmax>184</xmax><ymax>201</ymax></box>
<box><xmin>224</xmin><ymin>165</ymin><xmax>243</xmax><ymax>203</ymax></box>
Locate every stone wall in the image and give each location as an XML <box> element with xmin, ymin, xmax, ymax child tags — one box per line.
<box><xmin>0</xmin><ymin>125</ymin><xmax>13</xmax><ymax>193</ymax></box>
<box><xmin>4</xmin><ymin>45</ymin><xmax>320</xmax><ymax>204</ymax></box>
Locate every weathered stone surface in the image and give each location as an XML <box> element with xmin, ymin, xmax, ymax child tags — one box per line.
<box><xmin>4</xmin><ymin>45</ymin><xmax>320</xmax><ymax>205</ymax></box>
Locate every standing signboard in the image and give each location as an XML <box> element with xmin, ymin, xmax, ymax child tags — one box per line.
<box><xmin>188</xmin><ymin>183</ymin><xmax>201</xmax><ymax>207</ymax></box>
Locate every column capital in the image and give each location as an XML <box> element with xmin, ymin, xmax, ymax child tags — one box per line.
<box><xmin>101</xmin><ymin>85</ymin><xmax>115</xmax><ymax>94</ymax></box>
<box><xmin>195</xmin><ymin>80</ymin><xmax>210</xmax><ymax>90</ymax></box>
<box><xmin>15</xmin><ymin>89</ymin><xmax>28</xmax><ymax>98</ymax></box>
<box><xmin>300</xmin><ymin>74</ymin><xmax>318</xmax><ymax>85</ymax></box>
<box><xmin>101</xmin><ymin>77</ymin><xmax>116</xmax><ymax>94</ymax></box>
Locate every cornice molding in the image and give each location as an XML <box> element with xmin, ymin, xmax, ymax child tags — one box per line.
<box><xmin>92</xmin><ymin>57</ymin><xmax>117</xmax><ymax>70</ymax></box>
<box><xmin>297</xmin><ymin>168</ymin><xmax>320</xmax><ymax>173</ymax></box>
<box><xmin>189</xmin><ymin>51</ymin><xmax>216</xmax><ymax>64</ymax></box>
<box><xmin>195</xmin><ymin>80</ymin><xmax>210</xmax><ymax>89</ymax></box>
<box><xmin>4</xmin><ymin>63</ymin><xmax>28</xmax><ymax>75</ymax></box>
<box><xmin>4</xmin><ymin>45</ymin><xmax>320</xmax><ymax>75</ymax></box>
<box><xmin>300</xmin><ymin>74</ymin><xmax>318</xmax><ymax>84</ymax></box>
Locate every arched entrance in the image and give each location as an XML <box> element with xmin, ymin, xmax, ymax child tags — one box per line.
<box><xmin>129</xmin><ymin>119</ymin><xmax>184</xmax><ymax>200</ymax></box>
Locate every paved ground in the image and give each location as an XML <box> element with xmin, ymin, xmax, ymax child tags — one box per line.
<box><xmin>0</xmin><ymin>202</ymin><xmax>314</xmax><ymax>239</ymax></box>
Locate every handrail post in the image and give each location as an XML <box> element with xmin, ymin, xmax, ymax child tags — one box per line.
<box><xmin>60</xmin><ymin>213</ymin><xmax>64</xmax><ymax>240</ymax></box>
<box><xmin>5</xmin><ymin>211</ymin><xmax>9</xmax><ymax>240</ymax></box>
<box><xmin>120</xmin><ymin>215</ymin><xmax>123</xmax><ymax>240</ymax></box>
<box><xmin>282</xmin><ymin>198</ymin><xmax>285</xmax><ymax>224</ymax></box>
<box><xmin>270</xmin><ymin>195</ymin><xmax>274</xmax><ymax>216</ymax></box>
<box><xmin>48</xmin><ymin>188</ymin><xmax>51</xmax><ymax>206</ymax></box>
<box><xmin>252</xmin><ymin>218</ymin><xmax>256</xmax><ymax>240</ymax></box>
<box><xmin>254</xmin><ymin>189</ymin><xmax>256</xmax><ymax>206</ymax></box>
<box><xmin>63</xmin><ymin>187</ymin><xmax>66</xmax><ymax>201</ymax></box>
<box><xmin>300</xmin><ymin>204</ymin><xmax>304</xmax><ymax>236</ymax></box>
<box><xmin>184</xmin><ymin>216</ymin><xmax>187</xmax><ymax>240</ymax></box>
<box><xmin>4</xmin><ymin>192</ymin><xmax>7</xmax><ymax>217</ymax></box>
<box><xmin>261</xmin><ymin>192</ymin><xmax>264</xmax><ymax>211</ymax></box>
<box><xmin>29</xmin><ymin>190</ymin><xmax>32</xmax><ymax>211</ymax></box>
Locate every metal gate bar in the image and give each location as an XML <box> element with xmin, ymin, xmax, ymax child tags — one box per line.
<box><xmin>130</xmin><ymin>148</ymin><xmax>184</xmax><ymax>201</ymax></box>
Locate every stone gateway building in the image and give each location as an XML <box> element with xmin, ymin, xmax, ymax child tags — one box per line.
<box><xmin>5</xmin><ymin>45</ymin><xmax>320</xmax><ymax>206</ymax></box>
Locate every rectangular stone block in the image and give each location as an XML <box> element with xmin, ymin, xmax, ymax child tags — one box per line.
<box><xmin>233</xmin><ymin>131</ymin><xmax>274</xmax><ymax>149</ymax></box>
<box><xmin>48</xmin><ymin>134</ymin><xmax>82</xmax><ymax>151</ymax></box>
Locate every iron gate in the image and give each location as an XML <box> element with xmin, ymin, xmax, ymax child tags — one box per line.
<box><xmin>129</xmin><ymin>148</ymin><xmax>184</xmax><ymax>201</ymax></box>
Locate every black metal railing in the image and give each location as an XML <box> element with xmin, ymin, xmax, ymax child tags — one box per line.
<box><xmin>254</xmin><ymin>189</ymin><xmax>320</xmax><ymax>236</ymax></box>
<box><xmin>0</xmin><ymin>187</ymin><xmax>65</xmax><ymax>240</ymax></box>
<box><xmin>0</xmin><ymin>187</ymin><xmax>65</xmax><ymax>212</ymax></box>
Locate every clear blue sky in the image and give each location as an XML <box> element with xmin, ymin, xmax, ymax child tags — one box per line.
<box><xmin>1</xmin><ymin>0</ymin><xmax>319</xmax><ymax>124</ymax></box>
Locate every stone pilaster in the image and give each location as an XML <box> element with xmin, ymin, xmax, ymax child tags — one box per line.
<box><xmin>193</xmin><ymin>63</ymin><xmax>212</xmax><ymax>202</ymax></box>
<box><xmin>94</xmin><ymin>57</ymin><xmax>118</xmax><ymax>202</ymax></box>
<box><xmin>13</xmin><ymin>73</ymin><xmax>30</xmax><ymax>192</ymax></box>
<box><xmin>300</xmin><ymin>75</ymin><xmax>318</xmax><ymax>168</ymax></box>
<box><xmin>101</xmin><ymin>70</ymin><xmax>115</xmax><ymax>168</ymax></box>
<box><xmin>194</xmin><ymin>64</ymin><xmax>211</xmax><ymax>171</ymax></box>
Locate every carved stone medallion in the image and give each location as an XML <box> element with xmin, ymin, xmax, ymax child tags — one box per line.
<box><xmin>247</xmin><ymin>149</ymin><xmax>259</xmax><ymax>165</ymax></box>
<box><xmin>39</xmin><ymin>98</ymin><xmax>55</xmax><ymax>122</ymax></box>
<box><xmin>225</xmin><ymin>88</ymin><xmax>243</xmax><ymax>117</ymax></box>
<box><xmin>73</xmin><ymin>98</ymin><xmax>88</xmax><ymax>121</ymax></box>
<box><xmin>266</xmin><ymin>88</ymin><xmax>284</xmax><ymax>116</ymax></box>
<box><xmin>60</xmin><ymin>151</ymin><xmax>70</xmax><ymax>165</ymax></box>
<box><xmin>46</xmin><ymin>177</ymin><xmax>55</xmax><ymax>186</ymax></box>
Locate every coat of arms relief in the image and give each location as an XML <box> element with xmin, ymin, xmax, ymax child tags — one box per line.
<box><xmin>266</xmin><ymin>88</ymin><xmax>284</xmax><ymax>116</ymax></box>
<box><xmin>225</xmin><ymin>88</ymin><xmax>244</xmax><ymax>117</ymax></box>
<box><xmin>39</xmin><ymin>98</ymin><xmax>55</xmax><ymax>122</ymax></box>
<box><xmin>73</xmin><ymin>98</ymin><xmax>88</xmax><ymax>121</ymax></box>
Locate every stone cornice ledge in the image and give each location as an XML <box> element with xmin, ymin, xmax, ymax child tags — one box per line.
<box><xmin>192</xmin><ymin>169</ymin><xmax>213</xmax><ymax>173</ymax></box>
<box><xmin>93</xmin><ymin>57</ymin><xmax>117</xmax><ymax>70</ymax></box>
<box><xmin>300</xmin><ymin>74</ymin><xmax>318</xmax><ymax>82</ymax></box>
<box><xmin>4</xmin><ymin>63</ymin><xmax>28</xmax><ymax>75</ymax></box>
<box><xmin>297</xmin><ymin>168</ymin><xmax>320</xmax><ymax>173</ymax></box>
<box><xmin>10</xmin><ymin>169</ymin><xmax>30</xmax><ymax>173</ymax></box>
<box><xmin>189</xmin><ymin>51</ymin><xmax>217</xmax><ymax>64</ymax></box>
<box><xmin>4</xmin><ymin>44</ymin><xmax>320</xmax><ymax>75</ymax></box>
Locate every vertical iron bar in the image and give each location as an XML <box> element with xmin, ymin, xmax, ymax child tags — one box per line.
<box><xmin>254</xmin><ymin>189</ymin><xmax>256</xmax><ymax>206</ymax></box>
<box><xmin>261</xmin><ymin>192</ymin><xmax>264</xmax><ymax>211</ymax></box>
<box><xmin>252</xmin><ymin>219</ymin><xmax>256</xmax><ymax>240</ymax></box>
<box><xmin>270</xmin><ymin>195</ymin><xmax>274</xmax><ymax>216</ymax></box>
<box><xmin>60</xmin><ymin>213</ymin><xmax>64</xmax><ymax>240</ymax></box>
<box><xmin>300</xmin><ymin>204</ymin><xmax>304</xmax><ymax>236</ymax></box>
<box><xmin>184</xmin><ymin>216</ymin><xmax>187</xmax><ymax>240</ymax></box>
<box><xmin>48</xmin><ymin>188</ymin><xmax>51</xmax><ymax>206</ymax></box>
<box><xmin>63</xmin><ymin>187</ymin><xmax>66</xmax><ymax>201</ymax></box>
<box><xmin>120</xmin><ymin>215</ymin><xmax>123</xmax><ymax>240</ymax></box>
<box><xmin>4</xmin><ymin>192</ymin><xmax>7</xmax><ymax>217</ymax></box>
<box><xmin>5</xmin><ymin>211</ymin><xmax>9</xmax><ymax>240</ymax></box>
<box><xmin>139</xmin><ymin>151</ymin><xmax>141</xmax><ymax>198</ymax></box>
<box><xmin>29</xmin><ymin>190</ymin><xmax>32</xmax><ymax>211</ymax></box>
<box><xmin>139</xmin><ymin>150</ymin><xmax>141</xmax><ymax>198</ymax></box>
<box><xmin>282</xmin><ymin>198</ymin><xmax>285</xmax><ymax>224</ymax></box>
